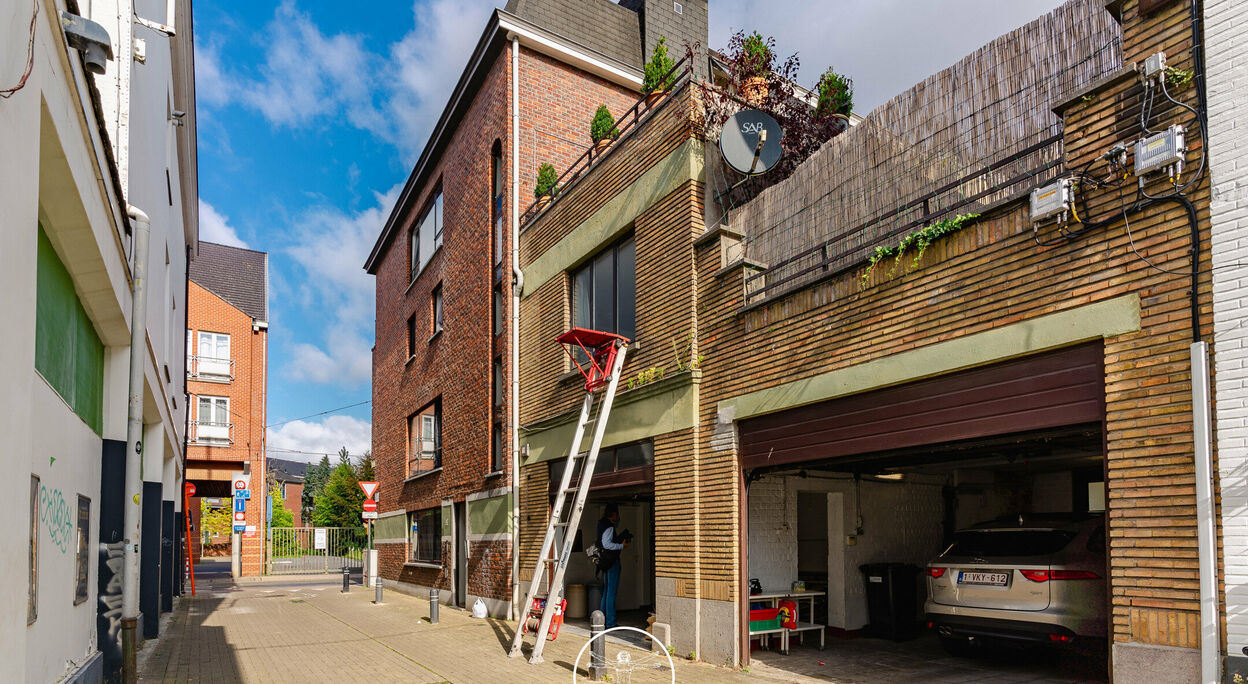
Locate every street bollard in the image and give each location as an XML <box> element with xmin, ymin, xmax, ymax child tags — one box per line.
<box><xmin>589</xmin><ymin>610</ymin><xmax>606</xmax><ymax>681</ymax></box>
<box><xmin>342</xmin><ymin>566</ymin><xmax>350</xmax><ymax>593</ymax></box>
<box><xmin>429</xmin><ymin>588</ymin><xmax>439</xmax><ymax>623</ymax></box>
<box><xmin>374</xmin><ymin>577</ymin><xmax>383</xmax><ymax>604</ymax></box>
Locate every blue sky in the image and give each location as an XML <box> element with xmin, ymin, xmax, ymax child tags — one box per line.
<box><xmin>192</xmin><ymin>0</ymin><xmax>1064</xmax><ymax>462</ymax></box>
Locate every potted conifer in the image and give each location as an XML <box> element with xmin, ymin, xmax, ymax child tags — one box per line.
<box><xmin>534</xmin><ymin>163</ymin><xmax>558</xmax><ymax>210</ymax></box>
<box><xmin>737</xmin><ymin>31</ymin><xmax>773</xmax><ymax>106</ymax></box>
<box><xmin>590</xmin><ymin>105</ymin><xmax>619</xmax><ymax>155</ymax></box>
<box><xmin>643</xmin><ymin>36</ymin><xmax>676</xmax><ymax>108</ymax></box>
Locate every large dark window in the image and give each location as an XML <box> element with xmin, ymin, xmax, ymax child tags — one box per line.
<box><xmin>492</xmin><ymin>423</ymin><xmax>504</xmax><ymax>474</ymax></box>
<box><xmin>410</xmin><ymin>186</ymin><xmax>443</xmax><ymax>280</ymax></box>
<box><xmin>407</xmin><ymin>313</ymin><xmax>416</xmax><ymax>357</ymax></box>
<box><xmin>571</xmin><ymin>233</ymin><xmax>635</xmax><ymax>340</ymax></box>
<box><xmin>548</xmin><ymin>440</ymin><xmax>654</xmax><ymax>485</ymax></box>
<box><xmin>409</xmin><ymin>508</ymin><xmax>442</xmax><ymax>563</ymax></box>
<box><xmin>431</xmin><ymin>284</ymin><xmax>443</xmax><ymax>337</ymax></box>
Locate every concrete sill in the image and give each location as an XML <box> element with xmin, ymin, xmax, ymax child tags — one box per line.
<box><xmin>484</xmin><ymin>470</ymin><xmax>504</xmax><ymax>479</ymax></box>
<box><xmin>404</xmin><ymin>561</ymin><xmax>442</xmax><ymax>570</ymax></box>
<box><xmin>428</xmin><ymin>329</ymin><xmax>443</xmax><ymax>345</ymax></box>
<box><xmin>404</xmin><ymin>467</ymin><xmax>442</xmax><ymax>483</ymax></box>
<box><xmin>405</xmin><ymin>354</ymin><xmax>416</xmax><ymax>367</ymax></box>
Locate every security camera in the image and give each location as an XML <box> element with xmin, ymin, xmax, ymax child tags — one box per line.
<box><xmin>60</xmin><ymin>11</ymin><xmax>114</xmax><ymax>75</ymax></box>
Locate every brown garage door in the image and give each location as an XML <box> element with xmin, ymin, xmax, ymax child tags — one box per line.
<box><xmin>739</xmin><ymin>343</ymin><xmax>1104</xmax><ymax>470</ymax></box>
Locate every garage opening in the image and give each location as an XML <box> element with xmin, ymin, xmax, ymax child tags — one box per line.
<box><xmin>738</xmin><ymin>344</ymin><xmax>1110</xmax><ymax>682</ymax></box>
<box><xmin>548</xmin><ymin>440</ymin><xmax>656</xmax><ymax>646</ymax></box>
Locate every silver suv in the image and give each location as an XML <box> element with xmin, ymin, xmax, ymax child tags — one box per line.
<box><xmin>924</xmin><ymin>514</ymin><xmax>1106</xmax><ymax>654</ymax></box>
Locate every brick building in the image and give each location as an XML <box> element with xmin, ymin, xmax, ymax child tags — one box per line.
<box><xmin>513</xmin><ymin>0</ymin><xmax>1236</xmax><ymax>678</ymax></box>
<box><xmin>364</xmin><ymin>0</ymin><xmax>706</xmax><ymax>617</ymax></box>
<box><xmin>269</xmin><ymin>457</ymin><xmax>307</xmax><ymax>527</ymax></box>
<box><xmin>185</xmin><ymin>242</ymin><xmax>270</xmax><ymax>576</ymax></box>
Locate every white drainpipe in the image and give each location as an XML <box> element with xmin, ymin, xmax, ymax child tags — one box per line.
<box><xmin>510</xmin><ymin>34</ymin><xmax>522</xmax><ymax>622</ymax></box>
<box><xmin>1191</xmin><ymin>341</ymin><xmax>1221</xmax><ymax>684</ymax></box>
<box><xmin>122</xmin><ymin>204</ymin><xmax>151</xmax><ymax>682</ymax></box>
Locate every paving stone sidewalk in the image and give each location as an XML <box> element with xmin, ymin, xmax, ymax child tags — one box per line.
<box><xmin>138</xmin><ymin>574</ymin><xmax>780</xmax><ymax>684</ymax></box>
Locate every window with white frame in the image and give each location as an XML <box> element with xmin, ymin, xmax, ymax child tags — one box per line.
<box><xmin>196</xmin><ymin>395</ymin><xmax>231</xmax><ymax>445</ymax></box>
<box><xmin>196</xmin><ymin>331</ymin><xmax>231</xmax><ymax>379</ymax></box>
<box><xmin>407</xmin><ymin>399</ymin><xmax>442</xmax><ymax>475</ymax></box>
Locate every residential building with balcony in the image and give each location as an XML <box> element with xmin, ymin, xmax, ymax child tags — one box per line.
<box><xmin>364</xmin><ymin>0</ymin><xmax>707</xmax><ymax>618</ymax></box>
<box><xmin>185</xmin><ymin>241</ymin><xmax>269</xmax><ymax>576</ymax></box>
<box><xmin>0</xmin><ymin>0</ymin><xmax>199</xmax><ymax>679</ymax></box>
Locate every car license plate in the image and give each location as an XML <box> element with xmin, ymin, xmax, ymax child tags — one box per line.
<box><xmin>958</xmin><ymin>571</ymin><xmax>1008</xmax><ymax>586</ymax></box>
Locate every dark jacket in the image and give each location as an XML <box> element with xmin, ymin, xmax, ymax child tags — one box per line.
<box><xmin>596</xmin><ymin>517</ymin><xmax>621</xmax><ymax>571</ymax></box>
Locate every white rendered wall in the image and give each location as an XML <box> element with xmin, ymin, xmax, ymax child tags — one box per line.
<box><xmin>0</xmin><ymin>0</ymin><xmax>194</xmax><ymax>679</ymax></box>
<box><xmin>1207</xmin><ymin>0</ymin><xmax>1248</xmax><ymax>656</ymax></box>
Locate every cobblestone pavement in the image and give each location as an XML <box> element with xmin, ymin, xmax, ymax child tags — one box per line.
<box><xmin>139</xmin><ymin>571</ymin><xmax>1106</xmax><ymax>684</ymax></box>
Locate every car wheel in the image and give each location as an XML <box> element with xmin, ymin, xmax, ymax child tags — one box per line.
<box><xmin>939</xmin><ymin>636</ymin><xmax>976</xmax><ymax>658</ymax></box>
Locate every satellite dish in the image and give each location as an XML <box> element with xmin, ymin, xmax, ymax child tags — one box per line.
<box><xmin>718</xmin><ymin>110</ymin><xmax>783</xmax><ymax>175</ymax></box>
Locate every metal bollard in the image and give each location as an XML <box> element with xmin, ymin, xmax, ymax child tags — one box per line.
<box><xmin>589</xmin><ymin>610</ymin><xmax>606</xmax><ymax>681</ymax></box>
<box><xmin>374</xmin><ymin>577</ymin><xmax>383</xmax><ymax>604</ymax></box>
<box><xmin>342</xmin><ymin>566</ymin><xmax>350</xmax><ymax>593</ymax></box>
<box><xmin>429</xmin><ymin>588</ymin><xmax>439</xmax><ymax>623</ymax></box>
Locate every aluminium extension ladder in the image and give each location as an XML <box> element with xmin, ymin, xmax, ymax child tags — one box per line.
<box><xmin>508</xmin><ymin>332</ymin><xmax>628</xmax><ymax>664</ymax></box>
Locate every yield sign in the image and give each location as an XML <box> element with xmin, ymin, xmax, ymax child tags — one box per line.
<box><xmin>359</xmin><ymin>481</ymin><xmax>379</xmax><ymax>499</ymax></box>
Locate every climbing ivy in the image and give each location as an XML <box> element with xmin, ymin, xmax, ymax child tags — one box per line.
<box><xmin>861</xmin><ymin>213</ymin><xmax>980</xmax><ymax>286</ymax></box>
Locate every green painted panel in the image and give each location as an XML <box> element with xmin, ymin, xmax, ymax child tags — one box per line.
<box><xmin>36</xmin><ymin>225</ymin><xmax>104</xmax><ymax>435</ymax></box>
<box><xmin>36</xmin><ymin>226</ymin><xmax>76</xmax><ymax>398</ymax></box>
<box><xmin>374</xmin><ymin>512</ymin><xmax>407</xmax><ymax>540</ymax></box>
<box><xmin>521</xmin><ymin>370</ymin><xmax>699</xmax><ymax>465</ymax></box>
<box><xmin>441</xmin><ymin>503</ymin><xmax>452</xmax><ymax>537</ymax></box>
<box><xmin>468</xmin><ymin>493</ymin><xmax>512</xmax><ymax>536</ymax></box>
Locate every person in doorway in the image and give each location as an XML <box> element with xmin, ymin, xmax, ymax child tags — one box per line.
<box><xmin>597</xmin><ymin>503</ymin><xmax>630</xmax><ymax>628</ymax></box>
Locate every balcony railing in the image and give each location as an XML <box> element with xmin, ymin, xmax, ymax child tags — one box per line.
<box><xmin>188</xmin><ymin>355</ymin><xmax>234</xmax><ymax>382</ymax></box>
<box><xmin>190</xmin><ymin>420</ymin><xmax>234</xmax><ymax>446</ymax></box>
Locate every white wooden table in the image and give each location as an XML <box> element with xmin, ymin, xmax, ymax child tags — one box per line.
<box><xmin>749</xmin><ymin>590</ymin><xmax>827</xmax><ymax>653</ymax></box>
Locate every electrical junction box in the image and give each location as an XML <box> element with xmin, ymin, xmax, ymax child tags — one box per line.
<box><xmin>1134</xmin><ymin>125</ymin><xmax>1186</xmax><ymax>176</ymax></box>
<box><xmin>1143</xmin><ymin>51</ymin><xmax>1167</xmax><ymax>80</ymax></box>
<box><xmin>1030</xmin><ymin>178</ymin><xmax>1073</xmax><ymax>222</ymax></box>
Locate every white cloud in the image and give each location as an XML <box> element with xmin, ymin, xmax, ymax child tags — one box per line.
<box><xmin>267</xmin><ymin>414</ymin><xmax>372</xmax><ymax>463</ymax></box>
<box><xmin>280</xmin><ymin>184</ymin><xmax>402</xmax><ymax>388</ymax></box>
<box><xmin>195</xmin><ymin>0</ymin><xmax>496</xmax><ymax>161</ymax></box>
<box><xmin>198</xmin><ymin>199</ymin><xmax>249</xmax><ymax>248</ymax></box>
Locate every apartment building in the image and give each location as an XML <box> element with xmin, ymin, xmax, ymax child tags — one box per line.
<box><xmin>364</xmin><ymin>0</ymin><xmax>707</xmax><ymax>617</ymax></box>
<box><xmin>269</xmin><ymin>457</ymin><xmax>307</xmax><ymax>527</ymax></box>
<box><xmin>515</xmin><ymin>0</ymin><xmax>1233</xmax><ymax>679</ymax></box>
<box><xmin>0</xmin><ymin>0</ymin><xmax>198</xmax><ymax>680</ymax></box>
<box><xmin>185</xmin><ymin>242</ymin><xmax>270</xmax><ymax>576</ymax></box>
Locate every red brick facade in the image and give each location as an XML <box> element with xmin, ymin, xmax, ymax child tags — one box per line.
<box><xmin>186</xmin><ymin>281</ymin><xmax>268</xmax><ymax>575</ymax></box>
<box><xmin>370</xmin><ymin>39</ymin><xmax>637</xmax><ymax>609</ymax></box>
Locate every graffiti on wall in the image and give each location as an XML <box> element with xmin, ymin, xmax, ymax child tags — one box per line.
<box><xmin>97</xmin><ymin>540</ymin><xmax>124</xmax><ymax>665</ymax></box>
<box><xmin>40</xmin><ymin>485</ymin><xmax>75</xmax><ymax>553</ymax></box>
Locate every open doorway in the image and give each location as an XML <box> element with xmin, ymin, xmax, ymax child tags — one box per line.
<box><xmin>454</xmin><ymin>501</ymin><xmax>466</xmax><ymax>608</ymax></box>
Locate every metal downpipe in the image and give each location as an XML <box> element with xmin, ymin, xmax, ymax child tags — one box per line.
<box><xmin>122</xmin><ymin>205</ymin><xmax>151</xmax><ymax>684</ymax></box>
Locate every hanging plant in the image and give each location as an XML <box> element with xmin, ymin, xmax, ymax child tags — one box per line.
<box><xmin>861</xmin><ymin>213</ymin><xmax>980</xmax><ymax>286</ymax></box>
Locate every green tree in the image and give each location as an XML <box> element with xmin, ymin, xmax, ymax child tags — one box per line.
<box><xmin>355</xmin><ymin>450</ymin><xmax>375</xmax><ymax>483</ymax></box>
<box><xmin>302</xmin><ymin>454</ymin><xmax>331</xmax><ymax>521</ymax></box>
<box><xmin>312</xmin><ymin>457</ymin><xmax>364</xmax><ymax>528</ymax></box>
<box><xmin>199</xmin><ymin>500</ymin><xmax>232</xmax><ymax>539</ymax></box>
<box><xmin>269</xmin><ymin>484</ymin><xmax>294</xmax><ymax>528</ymax></box>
